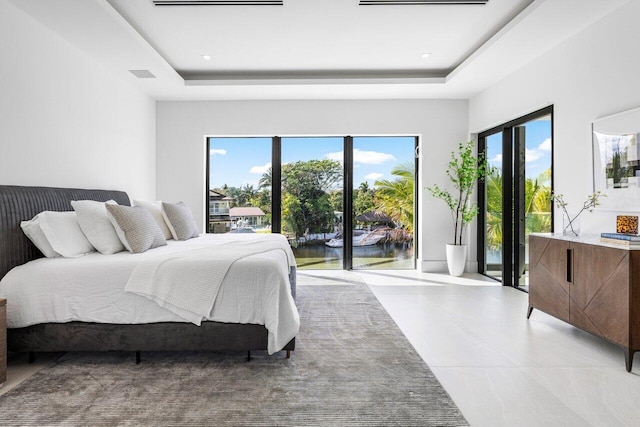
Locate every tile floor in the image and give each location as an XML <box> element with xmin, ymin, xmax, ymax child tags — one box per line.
<box><xmin>2</xmin><ymin>270</ymin><xmax>639</xmax><ymax>426</ymax></box>
<box><xmin>302</xmin><ymin>270</ymin><xmax>640</xmax><ymax>427</ymax></box>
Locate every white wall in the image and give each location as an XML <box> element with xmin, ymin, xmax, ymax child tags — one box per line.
<box><xmin>469</xmin><ymin>0</ymin><xmax>640</xmax><ymax>234</ymax></box>
<box><xmin>156</xmin><ymin>99</ymin><xmax>469</xmax><ymax>271</ymax></box>
<box><xmin>0</xmin><ymin>1</ymin><xmax>156</xmax><ymax>201</ymax></box>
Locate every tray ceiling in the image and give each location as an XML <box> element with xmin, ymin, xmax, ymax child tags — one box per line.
<box><xmin>8</xmin><ymin>0</ymin><xmax>631</xmax><ymax>100</ymax></box>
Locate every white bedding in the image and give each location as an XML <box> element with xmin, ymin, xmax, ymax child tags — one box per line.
<box><xmin>0</xmin><ymin>233</ymin><xmax>299</xmax><ymax>354</ymax></box>
<box><xmin>126</xmin><ymin>237</ymin><xmax>294</xmax><ymax>326</ymax></box>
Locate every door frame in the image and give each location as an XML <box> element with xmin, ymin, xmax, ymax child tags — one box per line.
<box><xmin>477</xmin><ymin>105</ymin><xmax>554</xmax><ymax>288</ymax></box>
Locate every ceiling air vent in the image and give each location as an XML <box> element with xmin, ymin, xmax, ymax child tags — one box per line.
<box><xmin>152</xmin><ymin>1</ymin><xmax>284</xmax><ymax>5</ymax></box>
<box><xmin>359</xmin><ymin>0</ymin><xmax>488</xmax><ymax>5</ymax></box>
<box><xmin>129</xmin><ymin>70</ymin><xmax>157</xmax><ymax>79</ymax></box>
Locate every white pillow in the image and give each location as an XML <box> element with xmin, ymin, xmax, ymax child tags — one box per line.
<box><xmin>133</xmin><ymin>200</ymin><xmax>173</xmax><ymax>240</ymax></box>
<box><xmin>161</xmin><ymin>202</ymin><xmax>200</xmax><ymax>241</ymax></box>
<box><xmin>71</xmin><ymin>200</ymin><xmax>125</xmax><ymax>254</ymax></box>
<box><xmin>105</xmin><ymin>204</ymin><xmax>167</xmax><ymax>253</ymax></box>
<box><xmin>20</xmin><ymin>216</ymin><xmax>60</xmax><ymax>258</ymax></box>
<box><xmin>36</xmin><ymin>211</ymin><xmax>95</xmax><ymax>258</ymax></box>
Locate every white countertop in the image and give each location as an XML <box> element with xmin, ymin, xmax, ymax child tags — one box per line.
<box><xmin>530</xmin><ymin>233</ymin><xmax>640</xmax><ymax>250</ymax></box>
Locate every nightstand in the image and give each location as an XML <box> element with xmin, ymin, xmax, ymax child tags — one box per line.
<box><xmin>0</xmin><ymin>298</ymin><xmax>5</xmax><ymax>385</ymax></box>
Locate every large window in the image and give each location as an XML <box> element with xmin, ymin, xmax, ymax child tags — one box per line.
<box><xmin>207</xmin><ymin>136</ymin><xmax>417</xmax><ymax>270</ymax></box>
<box><xmin>207</xmin><ymin>137</ymin><xmax>271</xmax><ymax>234</ymax></box>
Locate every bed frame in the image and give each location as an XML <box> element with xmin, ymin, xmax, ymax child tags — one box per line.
<box><xmin>0</xmin><ymin>185</ymin><xmax>295</xmax><ymax>360</ymax></box>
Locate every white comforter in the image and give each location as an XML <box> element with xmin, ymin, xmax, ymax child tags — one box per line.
<box><xmin>0</xmin><ymin>234</ymin><xmax>299</xmax><ymax>354</ymax></box>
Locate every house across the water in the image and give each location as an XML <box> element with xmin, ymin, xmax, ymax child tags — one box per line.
<box><xmin>208</xmin><ymin>190</ymin><xmax>233</xmax><ymax>233</ymax></box>
<box><xmin>230</xmin><ymin>207</ymin><xmax>266</xmax><ymax>229</ymax></box>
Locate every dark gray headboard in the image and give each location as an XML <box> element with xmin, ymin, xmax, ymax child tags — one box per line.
<box><xmin>0</xmin><ymin>185</ymin><xmax>130</xmax><ymax>280</ymax></box>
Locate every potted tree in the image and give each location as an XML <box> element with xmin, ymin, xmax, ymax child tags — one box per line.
<box><xmin>427</xmin><ymin>141</ymin><xmax>487</xmax><ymax>276</ymax></box>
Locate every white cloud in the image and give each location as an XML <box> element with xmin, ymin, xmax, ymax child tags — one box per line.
<box><xmin>249</xmin><ymin>162</ymin><xmax>271</xmax><ymax>174</ymax></box>
<box><xmin>354</xmin><ymin>149</ymin><xmax>396</xmax><ymax>164</ymax></box>
<box><xmin>492</xmin><ymin>149</ymin><xmax>544</xmax><ymax>164</ymax></box>
<box><xmin>210</xmin><ymin>148</ymin><xmax>227</xmax><ymax>156</ymax></box>
<box><xmin>326</xmin><ymin>149</ymin><xmax>395</xmax><ymax>165</ymax></box>
<box><xmin>365</xmin><ymin>172</ymin><xmax>383</xmax><ymax>180</ymax></box>
<box><xmin>538</xmin><ymin>138</ymin><xmax>552</xmax><ymax>152</ymax></box>
<box><xmin>326</xmin><ymin>151</ymin><xmax>343</xmax><ymax>162</ymax></box>
<box><xmin>525</xmin><ymin>149</ymin><xmax>545</xmax><ymax>162</ymax></box>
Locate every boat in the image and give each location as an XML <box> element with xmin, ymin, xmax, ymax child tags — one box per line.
<box><xmin>325</xmin><ymin>231</ymin><xmax>385</xmax><ymax>248</ymax></box>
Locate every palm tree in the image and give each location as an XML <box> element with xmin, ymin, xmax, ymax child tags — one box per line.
<box><xmin>484</xmin><ymin>168</ymin><xmax>552</xmax><ymax>251</ymax></box>
<box><xmin>259</xmin><ymin>167</ymin><xmax>272</xmax><ymax>189</ymax></box>
<box><xmin>485</xmin><ymin>168</ymin><xmax>503</xmax><ymax>251</ymax></box>
<box><xmin>354</xmin><ymin>182</ymin><xmax>375</xmax><ymax>218</ymax></box>
<box><xmin>239</xmin><ymin>184</ymin><xmax>257</xmax><ymax>206</ymax></box>
<box><xmin>374</xmin><ymin>162</ymin><xmax>414</xmax><ymax>233</ymax></box>
<box><xmin>526</xmin><ymin>177</ymin><xmax>552</xmax><ymax>235</ymax></box>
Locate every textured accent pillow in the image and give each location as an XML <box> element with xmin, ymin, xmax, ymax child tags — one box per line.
<box><xmin>34</xmin><ymin>211</ymin><xmax>95</xmax><ymax>257</ymax></box>
<box><xmin>20</xmin><ymin>215</ymin><xmax>60</xmax><ymax>258</ymax></box>
<box><xmin>161</xmin><ymin>202</ymin><xmax>200</xmax><ymax>241</ymax></box>
<box><xmin>133</xmin><ymin>200</ymin><xmax>173</xmax><ymax>240</ymax></box>
<box><xmin>71</xmin><ymin>200</ymin><xmax>125</xmax><ymax>254</ymax></box>
<box><xmin>105</xmin><ymin>204</ymin><xmax>167</xmax><ymax>253</ymax></box>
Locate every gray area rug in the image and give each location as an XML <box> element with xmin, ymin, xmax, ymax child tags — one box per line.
<box><xmin>0</xmin><ymin>280</ymin><xmax>468</xmax><ymax>426</ymax></box>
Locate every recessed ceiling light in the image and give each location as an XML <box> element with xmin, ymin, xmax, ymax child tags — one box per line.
<box><xmin>202</xmin><ymin>55</ymin><xmax>211</xmax><ymax>60</ymax></box>
<box><xmin>421</xmin><ymin>53</ymin><xmax>432</xmax><ymax>59</ymax></box>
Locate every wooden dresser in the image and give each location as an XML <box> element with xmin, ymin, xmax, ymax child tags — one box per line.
<box><xmin>0</xmin><ymin>298</ymin><xmax>5</xmax><ymax>384</ymax></box>
<box><xmin>528</xmin><ymin>234</ymin><xmax>640</xmax><ymax>372</ymax></box>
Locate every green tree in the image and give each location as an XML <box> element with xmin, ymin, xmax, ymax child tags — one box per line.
<box><xmin>327</xmin><ymin>190</ymin><xmax>343</xmax><ymax>212</ymax></box>
<box><xmin>281</xmin><ymin>159</ymin><xmax>342</xmax><ymax>194</ymax></box>
<box><xmin>484</xmin><ymin>167</ymin><xmax>552</xmax><ymax>251</ymax></box>
<box><xmin>354</xmin><ymin>182</ymin><xmax>376</xmax><ymax>218</ymax></box>
<box><xmin>259</xmin><ymin>167</ymin><xmax>272</xmax><ymax>189</ymax></box>
<box><xmin>374</xmin><ymin>162</ymin><xmax>414</xmax><ymax>233</ymax></box>
<box><xmin>281</xmin><ymin>159</ymin><xmax>342</xmax><ymax>237</ymax></box>
<box><xmin>239</xmin><ymin>184</ymin><xmax>257</xmax><ymax>206</ymax></box>
<box><xmin>222</xmin><ymin>184</ymin><xmax>259</xmax><ymax>208</ymax></box>
<box><xmin>223</xmin><ymin>186</ymin><xmax>240</xmax><ymax>208</ymax></box>
<box><xmin>426</xmin><ymin>141</ymin><xmax>487</xmax><ymax>246</ymax></box>
<box><xmin>250</xmin><ymin>189</ymin><xmax>272</xmax><ymax>226</ymax></box>
<box><xmin>525</xmin><ymin>177</ymin><xmax>552</xmax><ymax>236</ymax></box>
<box><xmin>485</xmin><ymin>167</ymin><xmax>503</xmax><ymax>251</ymax></box>
<box><xmin>282</xmin><ymin>193</ymin><xmax>303</xmax><ymax>236</ymax></box>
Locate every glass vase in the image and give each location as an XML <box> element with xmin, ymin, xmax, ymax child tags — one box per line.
<box><xmin>562</xmin><ymin>213</ymin><xmax>580</xmax><ymax>237</ymax></box>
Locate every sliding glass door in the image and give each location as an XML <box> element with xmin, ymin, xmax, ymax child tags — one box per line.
<box><xmin>351</xmin><ymin>137</ymin><xmax>416</xmax><ymax>269</ymax></box>
<box><xmin>479</xmin><ymin>107</ymin><xmax>553</xmax><ymax>290</ymax></box>
<box><xmin>281</xmin><ymin>137</ymin><xmax>344</xmax><ymax>269</ymax></box>
<box><xmin>207</xmin><ymin>135</ymin><xmax>417</xmax><ymax>270</ymax></box>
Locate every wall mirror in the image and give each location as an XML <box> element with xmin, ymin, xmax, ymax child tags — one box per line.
<box><xmin>592</xmin><ymin>106</ymin><xmax>640</xmax><ymax>211</ymax></box>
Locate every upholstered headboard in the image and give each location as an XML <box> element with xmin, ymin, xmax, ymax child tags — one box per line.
<box><xmin>0</xmin><ymin>185</ymin><xmax>130</xmax><ymax>280</ymax></box>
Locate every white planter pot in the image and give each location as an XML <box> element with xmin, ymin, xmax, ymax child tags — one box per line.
<box><xmin>446</xmin><ymin>244</ymin><xmax>467</xmax><ymax>277</ymax></box>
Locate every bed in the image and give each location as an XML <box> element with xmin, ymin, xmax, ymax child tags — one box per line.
<box><xmin>0</xmin><ymin>185</ymin><xmax>298</xmax><ymax>360</ymax></box>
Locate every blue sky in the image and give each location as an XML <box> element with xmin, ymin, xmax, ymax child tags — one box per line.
<box><xmin>486</xmin><ymin>116</ymin><xmax>552</xmax><ymax>182</ymax></box>
<box><xmin>209</xmin><ymin>136</ymin><xmax>415</xmax><ymax>190</ymax></box>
